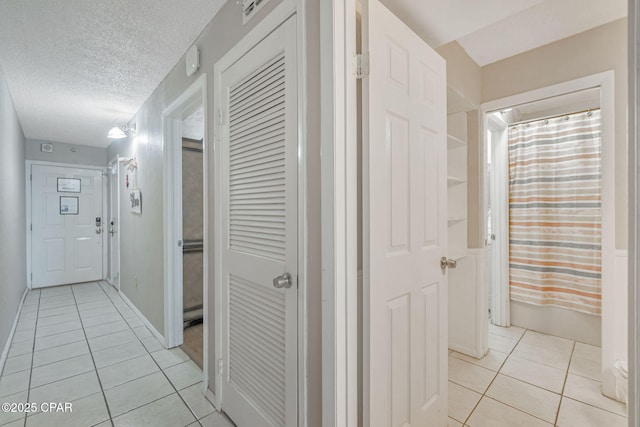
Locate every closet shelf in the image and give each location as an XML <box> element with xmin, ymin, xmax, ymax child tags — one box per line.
<box><xmin>447</xmin><ymin>134</ymin><xmax>466</xmax><ymax>149</ymax></box>
<box><xmin>447</xmin><ymin>176</ymin><xmax>466</xmax><ymax>187</ymax></box>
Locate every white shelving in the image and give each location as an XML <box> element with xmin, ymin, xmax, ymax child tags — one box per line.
<box><xmin>447</xmin><ymin>112</ymin><xmax>468</xmax><ymax>260</ymax></box>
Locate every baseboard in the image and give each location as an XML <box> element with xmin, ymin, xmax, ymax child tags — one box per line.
<box><xmin>0</xmin><ymin>288</ymin><xmax>29</xmax><ymax>376</ymax></box>
<box><xmin>118</xmin><ymin>290</ymin><xmax>166</xmax><ymax>348</ymax></box>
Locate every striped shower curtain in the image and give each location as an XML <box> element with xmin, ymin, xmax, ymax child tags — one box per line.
<box><xmin>508</xmin><ymin>109</ymin><xmax>602</xmax><ymax>315</ymax></box>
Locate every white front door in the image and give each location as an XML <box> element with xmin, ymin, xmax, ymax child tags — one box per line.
<box><xmin>219</xmin><ymin>16</ymin><xmax>298</xmax><ymax>427</ymax></box>
<box><xmin>108</xmin><ymin>162</ymin><xmax>120</xmax><ymax>289</ymax></box>
<box><xmin>31</xmin><ymin>164</ymin><xmax>104</xmax><ymax>288</ymax></box>
<box><xmin>363</xmin><ymin>0</ymin><xmax>448</xmax><ymax>425</ymax></box>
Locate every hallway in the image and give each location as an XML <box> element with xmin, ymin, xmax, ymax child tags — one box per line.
<box><xmin>0</xmin><ymin>282</ymin><xmax>232</xmax><ymax>427</ymax></box>
<box><xmin>448</xmin><ymin>325</ymin><xmax>627</xmax><ymax>426</ymax></box>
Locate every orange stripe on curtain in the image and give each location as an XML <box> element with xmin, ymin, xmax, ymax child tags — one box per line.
<box><xmin>508</xmin><ymin>109</ymin><xmax>602</xmax><ymax>316</ymax></box>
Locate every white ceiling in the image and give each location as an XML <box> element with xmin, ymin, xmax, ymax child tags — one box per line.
<box><xmin>383</xmin><ymin>0</ymin><xmax>627</xmax><ymax>66</ymax></box>
<box><xmin>0</xmin><ymin>1</ymin><xmax>628</xmax><ymax>149</ymax></box>
<box><xmin>0</xmin><ymin>0</ymin><xmax>225</xmax><ymax>148</ymax></box>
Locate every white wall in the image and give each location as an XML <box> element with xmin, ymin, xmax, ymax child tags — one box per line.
<box><xmin>0</xmin><ymin>66</ymin><xmax>26</xmax><ymax>358</ymax></box>
<box><xmin>106</xmin><ymin>1</ymin><xmax>323</xmax><ymax>423</ymax></box>
<box><xmin>26</xmin><ymin>138</ymin><xmax>107</xmax><ymax>167</ymax></box>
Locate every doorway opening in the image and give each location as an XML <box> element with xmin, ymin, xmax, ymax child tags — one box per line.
<box><xmin>180</xmin><ymin>107</ymin><xmax>205</xmax><ymax>369</ymax></box>
<box><xmin>481</xmin><ymin>72</ymin><xmax>625</xmax><ymax>404</ymax></box>
<box><xmin>162</xmin><ymin>74</ymin><xmax>209</xmax><ymax>386</ymax></box>
<box><xmin>487</xmin><ymin>87</ymin><xmax>603</xmax><ymax>345</ymax></box>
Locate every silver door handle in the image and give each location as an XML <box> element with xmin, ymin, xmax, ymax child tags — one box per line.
<box><xmin>440</xmin><ymin>257</ymin><xmax>457</xmax><ymax>270</ymax></box>
<box><xmin>273</xmin><ymin>273</ymin><xmax>292</xmax><ymax>289</ymax></box>
<box><xmin>95</xmin><ymin>227</ymin><xmax>102</xmax><ymax>235</ymax></box>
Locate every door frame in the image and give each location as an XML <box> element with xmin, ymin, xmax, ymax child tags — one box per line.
<box><xmin>212</xmin><ymin>0</ymin><xmax>309</xmax><ymax>418</ymax></box>
<box><xmin>481</xmin><ymin>71</ymin><xmax>618</xmax><ymax>390</ymax></box>
<box><xmin>25</xmin><ymin>160</ymin><xmax>108</xmax><ymax>289</ymax></box>
<box><xmin>319</xmin><ymin>0</ymin><xmax>359</xmax><ymax>425</ymax></box>
<box><xmin>107</xmin><ymin>155</ymin><xmax>121</xmax><ymax>290</ymax></box>
<box><xmin>162</xmin><ymin>74</ymin><xmax>208</xmax><ymax>375</ymax></box>
<box><xmin>485</xmin><ymin>114</ymin><xmax>510</xmax><ymax>327</ymax></box>
<box><xmin>628</xmin><ymin>0</ymin><xmax>639</xmax><ymax>422</ymax></box>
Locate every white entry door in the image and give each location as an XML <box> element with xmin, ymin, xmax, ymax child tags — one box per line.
<box><xmin>31</xmin><ymin>164</ymin><xmax>104</xmax><ymax>288</ymax></box>
<box><xmin>363</xmin><ymin>0</ymin><xmax>448</xmax><ymax>425</ymax></box>
<box><xmin>219</xmin><ymin>16</ymin><xmax>298</xmax><ymax>427</ymax></box>
<box><xmin>108</xmin><ymin>162</ymin><xmax>120</xmax><ymax>289</ymax></box>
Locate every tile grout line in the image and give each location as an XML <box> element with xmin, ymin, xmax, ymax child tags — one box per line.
<box><xmin>22</xmin><ymin>289</ymin><xmax>41</xmax><ymax>427</ymax></box>
<box><xmin>69</xmin><ymin>284</ymin><xmax>115</xmax><ymax>427</ymax></box>
<box><xmin>553</xmin><ymin>340</ymin><xmax>575</xmax><ymax>426</ymax></box>
<box><xmin>94</xmin><ymin>281</ymin><xmax>204</xmax><ymax>425</ymax></box>
<box><xmin>461</xmin><ymin>327</ymin><xmax>528</xmax><ymax>426</ymax></box>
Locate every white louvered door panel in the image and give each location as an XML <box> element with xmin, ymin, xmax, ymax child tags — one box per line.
<box><xmin>219</xmin><ymin>16</ymin><xmax>297</xmax><ymax>427</ymax></box>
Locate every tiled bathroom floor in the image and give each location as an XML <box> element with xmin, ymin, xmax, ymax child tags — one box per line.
<box><xmin>0</xmin><ymin>281</ymin><xmax>234</xmax><ymax>427</ymax></box>
<box><xmin>448</xmin><ymin>324</ymin><xmax>628</xmax><ymax>427</ymax></box>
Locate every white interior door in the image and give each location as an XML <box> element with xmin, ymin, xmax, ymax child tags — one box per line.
<box><xmin>108</xmin><ymin>162</ymin><xmax>120</xmax><ymax>289</ymax></box>
<box><xmin>362</xmin><ymin>0</ymin><xmax>448</xmax><ymax>425</ymax></box>
<box><xmin>31</xmin><ymin>164</ymin><xmax>104</xmax><ymax>288</ymax></box>
<box><xmin>219</xmin><ymin>16</ymin><xmax>298</xmax><ymax>427</ymax></box>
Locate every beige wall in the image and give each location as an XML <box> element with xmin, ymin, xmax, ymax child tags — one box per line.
<box><xmin>0</xmin><ymin>66</ymin><xmax>26</xmax><ymax>354</ymax></box>
<box><xmin>436</xmin><ymin>42</ymin><xmax>484</xmax><ymax>248</ymax></box>
<box><xmin>107</xmin><ymin>1</ymin><xmax>322</xmax><ymax>424</ymax></box>
<box><xmin>437</xmin><ymin>41</ymin><xmax>481</xmax><ymax>108</ymax></box>
<box><xmin>481</xmin><ymin>18</ymin><xmax>628</xmax><ymax>249</ymax></box>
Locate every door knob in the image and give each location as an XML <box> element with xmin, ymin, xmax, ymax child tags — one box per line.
<box><xmin>440</xmin><ymin>257</ymin><xmax>457</xmax><ymax>270</ymax></box>
<box><xmin>273</xmin><ymin>273</ymin><xmax>293</xmax><ymax>289</ymax></box>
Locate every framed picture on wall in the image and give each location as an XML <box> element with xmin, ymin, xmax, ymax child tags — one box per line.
<box><xmin>130</xmin><ymin>189</ymin><xmax>142</xmax><ymax>214</ymax></box>
<box><xmin>57</xmin><ymin>178</ymin><xmax>81</xmax><ymax>193</ymax></box>
<box><xmin>60</xmin><ymin>196</ymin><xmax>79</xmax><ymax>215</ymax></box>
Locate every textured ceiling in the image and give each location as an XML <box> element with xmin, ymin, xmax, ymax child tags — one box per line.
<box><xmin>385</xmin><ymin>0</ymin><xmax>627</xmax><ymax>67</ymax></box>
<box><xmin>182</xmin><ymin>107</ymin><xmax>204</xmax><ymax>140</ymax></box>
<box><xmin>0</xmin><ymin>0</ymin><xmax>225</xmax><ymax>148</ymax></box>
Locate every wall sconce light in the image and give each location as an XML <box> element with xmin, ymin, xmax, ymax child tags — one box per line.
<box><xmin>108</xmin><ymin>121</ymin><xmax>137</xmax><ymax>139</ymax></box>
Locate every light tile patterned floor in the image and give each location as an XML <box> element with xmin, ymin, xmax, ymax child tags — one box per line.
<box><xmin>0</xmin><ymin>282</ymin><xmax>234</xmax><ymax>427</ymax></box>
<box><xmin>448</xmin><ymin>324</ymin><xmax>628</xmax><ymax>427</ymax></box>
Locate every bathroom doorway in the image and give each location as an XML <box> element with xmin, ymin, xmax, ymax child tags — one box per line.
<box><xmin>481</xmin><ymin>72</ymin><xmax>626</xmax><ymax>403</ymax></box>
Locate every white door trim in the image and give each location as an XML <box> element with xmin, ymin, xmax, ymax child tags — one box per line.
<box><xmin>481</xmin><ymin>70</ymin><xmax>617</xmax><ymax>392</ymax></box>
<box><xmin>628</xmin><ymin>0</ymin><xmax>638</xmax><ymax>422</ymax></box>
<box><xmin>212</xmin><ymin>1</ymin><xmax>311</xmax><ymax>422</ymax></box>
<box><xmin>486</xmin><ymin>115</ymin><xmax>510</xmax><ymax>327</ymax></box>
<box><xmin>162</xmin><ymin>73</ymin><xmax>209</xmax><ymax>388</ymax></box>
<box><xmin>107</xmin><ymin>155</ymin><xmax>121</xmax><ymax>290</ymax></box>
<box><xmin>319</xmin><ymin>0</ymin><xmax>358</xmax><ymax>425</ymax></box>
<box><xmin>25</xmin><ymin>160</ymin><xmax>108</xmax><ymax>290</ymax></box>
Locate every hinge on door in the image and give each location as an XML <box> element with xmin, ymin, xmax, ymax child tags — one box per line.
<box><xmin>218</xmin><ymin>359</ymin><xmax>224</xmax><ymax>376</ymax></box>
<box><xmin>354</xmin><ymin>52</ymin><xmax>370</xmax><ymax>79</ymax></box>
<box><xmin>218</xmin><ymin>109</ymin><xmax>224</xmax><ymax>126</ymax></box>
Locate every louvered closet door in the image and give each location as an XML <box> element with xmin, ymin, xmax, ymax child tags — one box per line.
<box><xmin>219</xmin><ymin>16</ymin><xmax>297</xmax><ymax>427</ymax></box>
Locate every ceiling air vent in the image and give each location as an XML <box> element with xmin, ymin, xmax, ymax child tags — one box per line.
<box><xmin>242</xmin><ymin>0</ymin><xmax>270</xmax><ymax>24</ymax></box>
